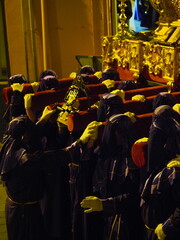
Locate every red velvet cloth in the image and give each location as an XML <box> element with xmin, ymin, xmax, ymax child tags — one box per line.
<box><xmin>58</xmin><ymin>75</ymin><xmax>99</xmax><ymax>89</ymax></box>
<box><xmin>117</xmin><ymin>66</ymin><xmax>134</xmax><ymax>81</ymax></box>
<box><xmin>31</xmin><ymin>88</ymin><xmax>68</xmax><ymax>111</ymax></box>
<box><xmin>58</xmin><ymin>78</ymin><xmax>73</xmax><ymax>88</ymax></box>
<box><xmin>76</xmin><ymin>95</ymin><xmax>100</xmax><ymax>111</ymax></box>
<box><xmin>2</xmin><ymin>84</ymin><xmax>34</xmax><ymax>104</ymax></box>
<box><xmin>67</xmin><ymin>109</ymin><xmax>97</xmax><ymax>132</ymax></box>
<box><xmin>141</xmin><ymin>66</ymin><xmax>166</xmax><ymax>84</ymax></box>
<box><xmin>124</xmin><ymin>96</ymin><xmax>154</xmax><ymax>115</ymax></box>
<box><xmin>125</xmin><ymin>85</ymin><xmax>168</xmax><ymax>100</ymax></box>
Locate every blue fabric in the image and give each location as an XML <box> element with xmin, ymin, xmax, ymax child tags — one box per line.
<box><xmin>134</xmin><ymin>0</ymin><xmax>142</xmax><ymax>21</ymax></box>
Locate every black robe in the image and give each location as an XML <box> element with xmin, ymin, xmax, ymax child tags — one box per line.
<box><xmin>147</xmin><ymin>105</ymin><xmax>180</xmax><ymax>174</ymax></box>
<box><xmin>93</xmin><ymin>114</ymin><xmax>144</xmax><ymax>240</ymax></box>
<box><xmin>141</xmin><ymin>165</ymin><xmax>180</xmax><ymax>240</ymax></box>
<box><xmin>1</xmin><ymin>140</ymin><xmax>82</xmax><ymax>240</ymax></box>
<box><xmin>93</xmin><ymin>152</ymin><xmax>144</xmax><ymax>240</ymax></box>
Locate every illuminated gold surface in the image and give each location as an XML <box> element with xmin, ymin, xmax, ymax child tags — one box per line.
<box><xmin>102</xmin><ymin>0</ymin><xmax>180</xmax><ymax>88</ymax></box>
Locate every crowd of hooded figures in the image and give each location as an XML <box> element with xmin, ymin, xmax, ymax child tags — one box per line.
<box><xmin>0</xmin><ymin>67</ymin><xmax>180</xmax><ymax>240</ymax></box>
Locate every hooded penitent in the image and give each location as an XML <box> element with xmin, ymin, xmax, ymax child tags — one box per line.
<box><xmin>0</xmin><ymin>116</ymin><xmax>41</xmax><ymax>177</ymax></box>
<box><xmin>147</xmin><ymin>105</ymin><xmax>180</xmax><ymax>173</ymax></box>
<box><xmin>152</xmin><ymin>92</ymin><xmax>177</xmax><ymax>111</ymax></box>
<box><xmin>8</xmin><ymin>74</ymin><xmax>27</xmax><ymax>86</ymax></box>
<box><xmin>97</xmin><ymin>93</ymin><xmax>126</xmax><ymax>122</ymax></box>
<box><xmin>94</xmin><ymin>114</ymin><xmax>137</xmax><ymax>196</ymax></box>
<box><xmin>101</xmin><ymin>68</ymin><xmax>120</xmax><ymax>82</ymax></box>
<box><xmin>38</xmin><ymin>75</ymin><xmax>60</xmax><ymax>91</ymax></box>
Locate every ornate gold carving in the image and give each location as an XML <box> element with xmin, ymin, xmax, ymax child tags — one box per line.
<box><xmin>112</xmin><ymin>37</ymin><xmax>129</xmax><ymax>68</ymax></box>
<box><xmin>163</xmin><ymin>46</ymin><xmax>180</xmax><ymax>82</ymax></box>
<box><xmin>102</xmin><ymin>35</ymin><xmax>143</xmax><ymax>74</ymax></box>
<box><xmin>150</xmin><ymin>0</ymin><xmax>178</xmax><ymax>23</ymax></box>
<box><xmin>163</xmin><ymin>48</ymin><xmax>174</xmax><ymax>78</ymax></box>
<box><xmin>116</xmin><ymin>0</ymin><xmax>133</xmax><ymax>39</ymax></box>
<box><xmin>111</xmin><ymin>36</ymin><xmax>122</xmax><ymax>64</ymax></box>
<box><xmin>101</xmin><ymin>0</ymin><xmax>180</xmax><ymax>88</ymax></box>
<box><xmin>102</xmin><ymin>36</ymin><xmax>113</xmax><ymax>69</ymax></box>
<box><xmin>171</xmin><ymin>0</ymin><xmax>180</xmax><ymax>19</ymax></box>
<box><xmin>117</xmin><ymin>0</ymin><xmax>128</xmax><ymax>36</ymax></box>
<box><xmin>143</xmin><ymin>42</ymin><xmax>163</xmax><ymax>75</ymax></box>
<box><xmin>143</xmin><ymin>42</ymin><xmax>180</xmax><ymax>84</ymax></box>
<box><xmin>102</xmin><ymin>36</ymin><xmax>129</xmax><ymax>69</ymax></box>
<box><xmin>127</xmin><ymin>40</ymin><xmax>143</xmax><ymax>73</ymax></box>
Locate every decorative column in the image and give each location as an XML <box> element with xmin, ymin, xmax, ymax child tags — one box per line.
<box><xmin>116</xmin><ymin>0</ymin><xmax>132</xmax><ymax>38</ymax></box>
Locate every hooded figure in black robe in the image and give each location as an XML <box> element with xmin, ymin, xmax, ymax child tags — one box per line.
<box><xmin>0</xmin><ymin>115</ymin><xmax>96</xmax><ymax>240</ymax></box>
<box><xmin>147</xmin><ymin>105</ymin><xmax>180</xmax><ymax>174</ymax></box>
<box><xmin>39</xmin><ymin>69</ymin><xmax>58</xmax><ymax>80</ymax></box>
<box><xmin>140</xmin><ymin>110</ymin><xmax>180</xmax><ymax>240</ymax></box>
<box><xmin>101</xmin><ymin>69</ymin><xmax>120</xmax><ymax>82</ymax></box>
<box><xmin>152</xmin><ymin>92</ymin><xmax>177</xmax><ymax>111</ymax></box>
<box><xmin>118</xmin><ymin>80</ymin><xmax>138</xmax><ymax>91</ymax></box>
<box><xmin>3</xmin><ymin>74</ymin><xmax>28</xmax><ymax>123</ymax></box>
<box><xmin>89</xmin><ymin>114</ymin><xmax>144</xmax><ymax>240</ymax></box>
<box><xmin>141</xmin><ymin>159</ymin><xmax>180</xmax><ymax>240</ymax></box>
<box><xmin>37</xmin><ymin>116</ymin><xmax>72</xmax><ymax>240</ymax></box>
<box><xmin>97</xmin><ymin>93</ymin><xmax>126</xmax><ymax>122</ymax></box>
<box><xmin>8</xmin><ymin>74</ymin><xmax>28</xmax><ymax>86</ymax></box>
<box><xmin>38</xmin><ymin>75</ymin><xmax>60</xmax><ymax>91</ymax></box>
<box><xmin>37</xmin><ymin>69</ymin><xmax>60</xmax><ymax>92</ymax></box>
<box><xmin>79</xmin><ymin>65</ymin><xmax>95</xmax><ymax>84</ymax></box>
<box><xmin>0</xmin><ymin>116</ymin><xmax>46</xmax><ymax>240</ymax></box>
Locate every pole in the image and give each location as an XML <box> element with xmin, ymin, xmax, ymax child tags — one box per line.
<box><xmin>28</xmin><ymin>0</ymin><xmax>38</xmax><ymax>80</ymax></box>
<box><xmin>40</xmin><ymin>0</ymin><xmax>47</xmax><ymax>69</ymax></box>
<box><xmin>20</xmin><ymin>0</ymin><xmax>29</xmax><ymax>81</ymax></box>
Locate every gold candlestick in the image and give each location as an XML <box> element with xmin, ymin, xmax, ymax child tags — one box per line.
<box><xmin>116</xmin><ymin>0</ymin><xmax>132</xmax><ymax>38</ymax></box>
